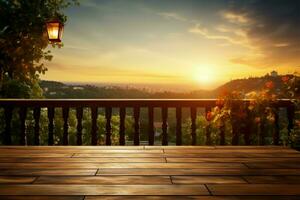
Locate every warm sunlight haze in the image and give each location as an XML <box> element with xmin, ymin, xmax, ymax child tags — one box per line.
<box><xmin>42</xmin><ymin>0</ymin><xmax>300</xmax><ymax>91</ymax></box>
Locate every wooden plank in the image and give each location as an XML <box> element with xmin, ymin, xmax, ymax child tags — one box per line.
<box><xmin>171</xmin><ymin>176</ymin><xmax>247</xmax><ymax>184</ymax></box>
<box><xmin>1</xmin><ymin>196</ymin><xmax>299</xmax><ymax>200</ymax></box>
<box><xmin>0</xmin><ymin>169</ymin><xmax>97</xmax><ymax>176</ymax></box>
<box><xmin>0</xmin><ymin>162</ymin><xmax>247</xmax><ymax>169</ymax></box>
<box><xmin>0</xmin><ymin>153</ymin><xmax>73</xmax><ymax>158</ymax></box>
<box><xmin>0</xmin><ymin>185</ymin><xmax>209</xmax><ymax>195</ymax></box>
<box><xmin>73</xmin><ymin>153</ymin><xmax>165</xmax><ymax>158</ymax></box>
<box><xmin>163</xmin><ymin>153</ymin><xmax>300</xmax><ymax>158</ymax></box>
<box><xmin>97</xmin><ymin>168</ymin><xmax>300</xmax><ymax>176</ymax></box>
<box><xmin>145</xmin><ymin>146</ymin><xmax>215</xmax><ymax>149</ymax></box>
<box><xmin>34</xmin><ymin>176</ymin><xmax>171</xmax><ymax>185</ymax></box>
<box><xmin>0</xmin><ymin>149</ymin><xmax>163</xmax><ymax>154</ymax></box>
<box><xmin>0</xmin><ymin>157</ymin><xmax>166</xmax><ymax>163</ymax></box>
<box><xmin>167</xmin><ymin>157</ymin><xmax>300</xmax><ymax>163</ymax></box>
<box><xmin>207</xmin><ymin>184</ymin><xmax>300</xmax><ymax>195</ymax></box>
<box><xmin>164</xmin><ymin>149</ymin><xmax>299</xmax><ymax>153</ymax></box>
<box><xmin>0</xmin><ymin>197</ymin><xmax>84</xmax><ymax>200</ymax></box>
<box><xmin>246</xmin><ymin>162</ymin><xmax>300</xmax><ymax>169</ymax></box>
<box><xmin>85</xmin><ymin>196</ymin><xmax>300</xmax><ymax>200</ymax></box>
<box><xmin>214</xmin><ymin>146</ymin><xmax>293</xmax><ymax>149</ymax></box>
<box><xmin>0</xmin><ymin>146</ymin><xmax>144</xmax><ymax>149</ymax></box>
<box><xmin>243</xmin><ymin>176</ymin><xmax>300</xmax><ymax>184</ymax></box>
<box><xmin>0</xmin><ymin>176</ymin><xmax>36</xmax><ymax>184</ymax></box>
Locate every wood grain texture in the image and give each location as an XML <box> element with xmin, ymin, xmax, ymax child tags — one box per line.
<box><xmin>34</xmin><ymin>176</ymin><xmax>171</xmax><ymax>185</ymax></box>
<box><xmin>0</xmin><ymin>162</ymin><xmax>247</xmax><ymax>169</ymax></box>
<box><xmin>0</xmin><ymin>185</ymin><xmax>209</xmax><ymax>195</ymax></box>
<box><xmin>207</xmin><ymin>184</ymin><xmax>300</xmax><ymax>195</ymax></box>
<box><xmin>85</xmin><ymin>196</ymin><xmax>300</xmax><ymax>200</ymax></box>
<box><xmin>0</xmin><ymin>146</ymin><xmax>299</xmax><ymax>198</ymax></box>
<box><xmin>171</xmin><ymin>176</ymin><xmax>247</xmax><ymax>184</ymax></box>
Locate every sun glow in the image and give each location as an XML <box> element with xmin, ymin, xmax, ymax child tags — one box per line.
<box><xmin>193</xmin><ymin>66</ymin><xmax>217</xmax><ymax>85</ymax></box>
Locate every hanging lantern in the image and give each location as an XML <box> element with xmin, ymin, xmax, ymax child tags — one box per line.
<box><xmin>46</xmin><ymin>19</ymin><xmax>64</xmax><ymax>43</ymax></box>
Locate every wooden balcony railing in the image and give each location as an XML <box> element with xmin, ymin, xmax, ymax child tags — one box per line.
<box><xmin>0</xmin><ymin>99</ymin><xmax>295</xmax><ymax>146</ymax></box>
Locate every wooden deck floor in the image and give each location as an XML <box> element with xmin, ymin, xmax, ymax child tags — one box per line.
<box><xmin>0</xmin><ymin>146</ymin><xmax>300</xmax><ymax>199</ymax></box>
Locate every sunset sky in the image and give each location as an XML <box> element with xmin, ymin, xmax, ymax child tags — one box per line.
<box><xmin>44</xmin><ymin>0</ymin><xmax>300</xmax><ymax>91</ymax></box>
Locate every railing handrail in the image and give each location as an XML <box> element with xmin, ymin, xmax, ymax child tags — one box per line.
<box><xmin>0</xmin><ymin>98</ymin><xmax>294</xmax><ymax>107</ymax></box>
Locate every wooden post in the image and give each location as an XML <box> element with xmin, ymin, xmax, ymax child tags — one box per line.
<box><xmin>91</xmin><ymin>106</ymin><xmax>98</xmax><ymax>145</ymax></box>
<box><xmin>62</xmin><ymin>107</ymin><xmax>69</xmax><ymax>145</ymax></box>
<box><xmin>76</xmin><ymin>107</ymin><xmax>83</xmax><ymax>145</ymax></box>
<box><xmin>4</xmin><ymin>106</ymin><xmax>13</xmax><ymax>145</ymax></box>
<box><xmin>191</xmin><ymin>107</ymin><xmax>197</xmax><ymax>145</ymax></box>
<box><xmin>105</xmin><ymin>107</ymin><xmax>112</xmax><ymax>145</ymax></box>
<box><xmin>176</xmin><ymin>107</ymin><xmax>182</xmax><ymax>146</ymax></box>
<box><xmin>287</xmin><ymin>104</ymin><xmax>295</xmax><ymax>143</ymax></box>
<box><xmin>162</xmin><ymin>107</ymin><xmax>168</xmax><ymax>146</ymax></box>
<box><xmin>148</xmin><ymin>106</ymin><xmax>154</xmax><ymax>145</ymax></box>
<box><xmin>33</xmin><ymin>107</ymin><xmax>41</xmax><ymax>145</ymax></box>
<box><xmin>47</xmin><ymin>107</ymin><xmax>54</xmax><ymax>145</ymax></box>
<box><xmin>205</xmin><ymin>106</ymin><xmax>212</xmax><ymax>145</ymax></box>
<box><xmin>119</xmin><ymin>107</ymin><xmax>126</xmax><ymax>145</ymax></box>
<box><xmin>220</xmin><ymin>125</ymin><xmax>226</xmax><ymax>145</ymax></box>
<box><xmin>231</xmin><ymin>103</ymin><xmax>239</xmax><ymax>145</ymax></box>
<box><xmin>273</xmin><ymin>107</ymin><xmax>280</xmax><ymax>145</ymax></box>
<box><xmin>133</xmin><ymin>107</ymin><xmax>140</xmax><ymax>145</ymax></box>
<box><xmin>19</xmin><ymin>107</ymin><xmax>27</xmax><ymax>145</ymax></box>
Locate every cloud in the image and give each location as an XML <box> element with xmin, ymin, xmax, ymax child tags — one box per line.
<box><xmin>224</xmin><ymin>0</ymin><xmax>300</xmax><ymax>67</ymax></box>
<box><xmin>189</xmin><ymin>23</ymin><xmax>252</xmax><ymax>49</ymax></box>
<box><xmin>188</xmin><ymin>0</ymin><xmax>300</xmax><ymax>68</ymax></box>
<box><xmin>221</xmin><ymin>11</ymin><xmax>251</xmax><ymax>24</ymax></box>
<box><xmin>157</xmin><ymin>12</ymin><xmax>187</xmax><ymax>22</ymax></box>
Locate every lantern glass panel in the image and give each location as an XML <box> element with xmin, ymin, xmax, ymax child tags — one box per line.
<box><xmin>46</xmin><ymin>22</ymin><xmax>63</xmax><ymax>42</ymax></box>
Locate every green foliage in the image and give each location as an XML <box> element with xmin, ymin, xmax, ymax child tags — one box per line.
<box><xmin>0</xmin><ymin>0</ymin><xmax>78</xmax><ymax>98</ymax></box>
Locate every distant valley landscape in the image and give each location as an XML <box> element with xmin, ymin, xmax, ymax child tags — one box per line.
<box><xmin>41</xmin><ymin>72</ymin><xmax>296</xmax><ymax>99</ymax></box>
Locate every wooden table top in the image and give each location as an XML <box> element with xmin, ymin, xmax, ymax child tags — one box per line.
<box><xmin>0</xmin><ymin>146</ymin><xmax>299</xmax><ymax>199</ymax></box>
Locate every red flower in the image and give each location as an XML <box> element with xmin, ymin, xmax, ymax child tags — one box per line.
<box><xmin>265</xmin><ymin>81</ymin><xmax>274</xmax><ymax>89</ymax></box>
<box><xmin>281</xmin><ymin>76</ymin><xmax>289</xmax><ymax>83</ymax></box>
<box><xmin>206</xmin><ymin>111</ymin><xmax>213</xmax><ymax>121</ymax></box>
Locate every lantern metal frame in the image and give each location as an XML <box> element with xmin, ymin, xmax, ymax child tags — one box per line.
<box><xmin>46</xmin><ymin>19</ymin><xmax>64</xmax><ymax>43</ymax></box>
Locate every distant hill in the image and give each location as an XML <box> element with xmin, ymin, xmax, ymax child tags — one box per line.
<box><xmin>213</xmin><ymin>75</ymin><xmax>292</xmax><ymax>95</ymax></box>
<box><xmin>40</xmin><ymin>74</ymin><xmax>298</xmax><ymax>99</ymax></box>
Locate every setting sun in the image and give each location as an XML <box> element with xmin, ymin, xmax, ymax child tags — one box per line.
<box><xmin>193</xmin><ymin>66</ymin><xmax>217</xmax><ymax>86</ymax></box>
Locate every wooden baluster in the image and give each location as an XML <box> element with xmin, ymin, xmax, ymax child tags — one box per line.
<box><xmin>231</xmin><ymin>103</ymin><xmax>239</xmax><ymax>145</ymax></box>
<box><xmin>191</xmin><ymin>107</ymin><xmax>197</xmax><ymax>145</ymax></box>
<box><xmin>119</xmin><ymin>107</ymin><xmax>126</xmax><ymax>145</ymax></box>
<box><xmin>47</xmin><ymin>107</ymin><xmax>54</xmax><ymax>145</ymax></box>
<box><xmin>148</xmin><ymin>106</ymin><xmax>154</xmax><ymax>145</ymax></box>
<box><xmin>244</xmin><ymin>104</ymin><xmax>252</xmax><ymax>145</ymax></box>
<box><xmin>133</xmin><ymin>106</ymin><xmax>140</xmax><ymax>145</ymax></box>
<box><xmin>33</xmin><ymin>107</ymin><xmax>41</xmax><ymax>145</ymax></box>
<box><xmin>19</xmin><ymin>107</ymin><xmax>27</xmax><ymax>145</ymax></box>
<box><xmin>259</xmin><ymin>119</ymin><xmax>265</xmax><ymax>145</ymax></box>
<box><xmin>105</xmin><ymin>107</ymin><xmax>112</xmax><ymax>145</ymax></box>
<box><xmin>220</xmin><ymin>125</ymin><xmax>226</xmax><ymax>145</ymax></box>
<box><xmin>273</xmin><ymin>107</ymin><xmax>280</xmax><ymax>145</ymax></box>
<box><xmin>4</xmin><ymin>106</ymin><xmax>13</xmax><ymax>145</ymax></box>
<box><xmin>162</xmin><ymin>106</ymin><xmax>168</xmax><ymax>146</ymax></box>
<box><xmin>76</xmin><ymin>107</ymin><xmax>83</xmax><ymax>145</ymax></box>
<box><xmin>287</xmin><ymin>104</ymin><xmax>295</xmax><ymax>142</ymax></box>
<box><xmin>91</xmin><ymin>106</ymin><xmax>98</xmax><ymax>145</ymax></box>
<box><xmin>205</xmin><ymin>106</ymin><xmax>212</xmax><ymax>145</ymax></box>
<box><xmin>62</xmin><ymin>107</ymin><xmax>69</xmax><ymax>145</ymax></box>
<box><xmin>176</xmin><ymin>107</ymin><xmax>182</xmax><ymax>145</ymax></box>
